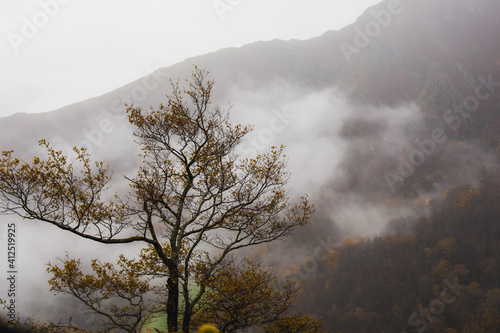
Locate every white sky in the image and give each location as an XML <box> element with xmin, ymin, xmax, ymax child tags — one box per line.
<box><xmin>0</xmin><ymin>0</ymin><xmax>381</xmax><ymax>118</ymax></box>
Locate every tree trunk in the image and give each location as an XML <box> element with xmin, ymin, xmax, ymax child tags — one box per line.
<box><xmin>182</xmin><ymin>306</ymin><xmax>192</xmax><ymax>333</ymax></box>
<box><xmin>167</xmin><ymin>274</ymin><xmax>179</xmax><ymax>332</ymax></box>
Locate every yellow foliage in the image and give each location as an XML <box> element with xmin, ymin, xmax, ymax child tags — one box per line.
<box><xmin>434</xmin><ymin>259</ymin><xmax>450</xmax><ymax>278</ymax></box>
<box><xmin>327</xmin><ymin>250</ymin><xmax>339</xmax><ymax>271</ymax></box>
<box><xmin>198</xmin><ymin>324</ymin><xmax>219</xmax><ymax>333</ymax></box>
<box><xmin>192</xmin><ymin>259</ymin><xmax>301</xmax><ymax>332</ymax></box>
<box><xmin>263</xmin><ymin>313</ymin><xmax>325</xmax><ymax>333</ymax></box>
<box><xmin>340</xmin><ymin>238</ymin><xmax>355</xmax><ymax>248</ymax></box>
<box><xmin>456</xmin><ymin>187</ymin><xmax>480</xmax><ymax>208</ymax></box>
<box><xmin>438</xmin><ymin>237</ymin><xmax>457</xmax><ymax>258</ymax></box>
<box><xmin>453</xmin><ymin>264</ymin><xmax>470</xmax><ymax>278</ymax></box>
<box><xmin>468</xmin><ymin>282</ymin><xmax>481</xmax><ymax>295</ymax></box>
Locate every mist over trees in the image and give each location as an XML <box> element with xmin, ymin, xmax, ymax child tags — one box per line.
<box><xmin>291</xmin><ymin>173</ymin><xmax>500</xmax><ymax>332</ymax></box>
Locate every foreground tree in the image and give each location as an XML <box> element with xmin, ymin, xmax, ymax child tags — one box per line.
<box><xmin>192</xmin><ymin>259</ymin><xmax>299</xmax><ymax>332</ymax></box>
<box><xmin>47</xmin><ymin>254</ymin><xmax>322</xmax><ymax>333</ymax></box>
<box><xmin>0</xmin><ymin>67</ymin><xmax>314</xmax><ymax>332</ymax></box>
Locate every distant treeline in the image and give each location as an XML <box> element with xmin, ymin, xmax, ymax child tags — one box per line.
<box><xmin>297</xmin><ymin>171</ymin><xmax>500</xmax><ymax>332</ymax></box>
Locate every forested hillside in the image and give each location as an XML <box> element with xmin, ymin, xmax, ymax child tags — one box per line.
<box><xmin>293</xmin><ymin>172</ymin><xmax>500</xmax><ymax>332</ymax></box>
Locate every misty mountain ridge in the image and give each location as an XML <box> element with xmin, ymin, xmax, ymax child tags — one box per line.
<box><xmin>1</xmin><ymin>0</ymin><xmax>500</xmax><ymax>330</ymax></box>
<box><xmin>2</xmin><ymin>0</ymin><xmax>499</xmax><ymax>187</ymax></box>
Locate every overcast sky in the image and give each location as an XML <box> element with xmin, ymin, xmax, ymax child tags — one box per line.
<box><xmin>0</xmin><ymin>0</ymin><xmax>381</xmax><ymax>118</ymax></box>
